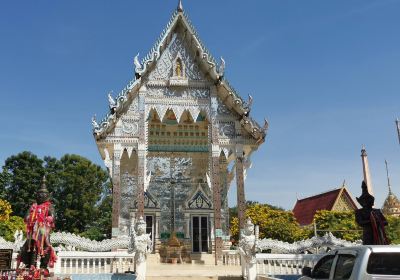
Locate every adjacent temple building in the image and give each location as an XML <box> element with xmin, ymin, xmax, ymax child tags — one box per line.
<box><xmin>292</xmin><ymin>184</ymin><xmax>358</xmax><ymax>226</ymax></box>
<box><xmin>91</xmin><ymin>1</ymin><xmax>266</xmax><ymax>261</ymax></box>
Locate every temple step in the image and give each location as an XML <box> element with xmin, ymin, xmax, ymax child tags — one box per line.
<box><xmin>147</xmin><ymin>263</ymin><xmax>242</xmax><ymax>279</ymax></box>
<box><xmin>147</xmin><ymin>277</ymin><xmax>242</xmax><ymax>280</ymax></box>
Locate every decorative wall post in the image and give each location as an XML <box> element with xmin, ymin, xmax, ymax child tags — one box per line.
<box><xmin>137</xmin><ymin>87</ymin><xmax>148</xmax><ymax>218</ymax></box>
<box><xmin>112</xmin><ymin>144</ymin><xmax>122</xmax><ymax>238</ymax></box>
<box><xmin>211</xmin><ymin>144</ymin><xmax>223</xmax><ymax>264</ymax></box>
<box><xmin>210</xmin><ymin>87</ymin><xmax>223</xmax><ymax>264</ymax></box>
<box><xmin>235</xmin><ymin>144</ymin><xmax>247</xmax><ymax>233</ymax></box>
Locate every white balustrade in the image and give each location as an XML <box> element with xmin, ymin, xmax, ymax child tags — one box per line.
<box><xmin>256</xmin><ymin>253</ymin><xmax>322</xmax><ymax>277</ymax></box>
<box><xmin>54</xmin><ymin>251</ymin><xmax>135</xmax><ymax>275</ymax></box>
<box><xmin>222</xmin><ymin>250</ymin><xmax>241</xmax><ymax>266</ymax></box>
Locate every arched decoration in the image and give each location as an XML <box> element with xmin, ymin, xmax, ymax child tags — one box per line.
<box><xmin>162</xmin><ymin>109</ymin><xmax>178</xmax><ymax>125</ymax></box>
<box><xmin>219</xmin><ymin>147</ymin><xmax>229</xmax><ymax>160</ymax></box>
<box><xmin>195</xmin><ymin>109</ymin><xmax>210</xmax><ymax>122</ymax></box>
<box><xmin>172</xmin><ymin>106</ymin><xmax>185</xmax><ymax>123</ymax></box>
<box><xmin>120</xmin><ymin>148</ymin><xmax>137</xmax><ymax>175</ymax></box>
<box><xmin>197</xmin><ymin>108</ymin><xmax>210</xmax><ymax>123</ymax></box>
<box><xmin>186</xmin><ymin>184</ymin><xmax>213</xmax><ymax>210</ymax></box>
<box><xmin>188</xmin><ymin>107</ymin><xmax>200</xmax><ymax>123</ymax></box>
<box><xmin>147</xmin><ymin>108</ymin><xmax>162</xmax><ymax>123</ymax></box>
<box><xmin>179</xmin><ymin>110</ymin><xmax>194</xmax><ymax>124</ymax></box>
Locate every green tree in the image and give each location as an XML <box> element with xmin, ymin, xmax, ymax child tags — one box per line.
<box><xmin>1</xmin><ymin>151</ymin><xmax>44</xmax><ymax>217</ymax></box>
<box><xmin>386</xmin><ymin>216</ymin><xmax>400</xmax><ymax>244</ymax></box>
<box><xmin>45</xmin><ymin>154</ymin><xmax>109</xmax><ymax>234</ymax></box>
<box><xmin>230</xmin><ymin>203</ymin><xmax>310</xmax><ymax>243</ymax></box>
<box><xmin>0</xmin><ymin>171</ymin><xmax>11</xmax><ymax>199</ymax></box>
<box><xmin>314</xmin><ymin>210</ymin><xmax>361</xmax><ymax>242</ymax></box>
<box><xmin>1</xmin><ymin>152</ymin><xmax>111</xmax><ymax>240</ymax></box>
<box><xmin>80</xmin><ymin>183</ymin><xmax>112</xmax><ymax>240</ymax></box>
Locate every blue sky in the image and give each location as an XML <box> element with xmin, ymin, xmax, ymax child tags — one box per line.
<box><xmin>1</xmin><ymin>0</ymin><xmax>399</xmax><ymax>210</ymax></box>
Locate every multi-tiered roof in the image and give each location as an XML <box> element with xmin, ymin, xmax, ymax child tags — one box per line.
<box><xmin>92</xmin><ymin>1</ymin><xmax>267</xmax><ymax>143</ymax></box>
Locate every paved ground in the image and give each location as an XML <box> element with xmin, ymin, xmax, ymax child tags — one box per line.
<box><xmin>147</xmin><ymin>263</ymin><xmax>242</xmax><ymax>279</ymax></box>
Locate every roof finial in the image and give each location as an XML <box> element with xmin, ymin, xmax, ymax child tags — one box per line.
<box><xmin>177</xmin><ymin>0</ymin><xmax>183</xmax><ymax>12</ymax></box>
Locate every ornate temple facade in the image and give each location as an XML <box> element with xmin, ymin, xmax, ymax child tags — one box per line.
<box><xmin>92</xmin><ymin>2</ymin><xmax>266</xmax><ymax>261</ymax></box>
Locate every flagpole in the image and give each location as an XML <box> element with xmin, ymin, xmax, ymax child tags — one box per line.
<box><xmin>396</xmin><ymin>118</ymin><xmax>400</xmax><ymax>145</ymax></box>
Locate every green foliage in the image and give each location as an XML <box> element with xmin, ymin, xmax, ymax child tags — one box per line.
<box><xmin>0</xmin><ymin>216</ymin><xmax>25</xmax><ymax>242</ymax></box>
<box><xmin>0</xmin><ymin>171</ymin><xmax>11</xmax><ymax>199</ymax></box>
<box><xmin>386</xmin><ymin>216</ymin><xmax>400</xmax><ymax>244</ymax></box>
<box><xmin>1</xmin><ymin>151</ymin><xmax>44</xmax><ymax>217</ymax></box>
<box><xmin>314</xmin><ymin>210</ymin><xmax>361</xmax><ymax>242</ymax></box>
<box><xmin>230</xmin><ymin>203</ymin><xmax>311</xmax><ymax>243</ymax></box>
<box><xmin>1</xmin><ymin>152</ymin><xmax>111</xmax><ymax>240</ymax></box>
<box><xmin>44</xmin><ymin>154</ymin><xmax>109</xmax><ymax>234</ymax></box>
<box><xmin>80</xmin><ymin>183</ymin><xmax>112</xmax><ymax>240</ymax></box>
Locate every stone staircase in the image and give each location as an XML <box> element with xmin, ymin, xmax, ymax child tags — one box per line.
<box><xmin>146</xmin><ymin>252</ymin><xmax>242</xmax><ymax>280</ymax></box>
<box><xmin>147</xmin><ymin>262</ymin><xmax>242</xmax><ymax>280</ymax></box>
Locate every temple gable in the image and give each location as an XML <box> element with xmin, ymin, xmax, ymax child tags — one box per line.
<box><xmin>148</xmin><ymin>33</ymin><xmax>205</xmax><ymax>81</ymax></box>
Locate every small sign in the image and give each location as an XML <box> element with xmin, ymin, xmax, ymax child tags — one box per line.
<box><xmin>112</xmin><ymin>228</ymin><xmax>120</xmax><ymax>237</ymax></box>
<box><xmin>215</xmin><ymin>229</ymin><xmax>223</xmax><ymax>238</ymax></box>
<box><xmin>0</xmin><ymin>249</ymin><xmax>13</xmax><ymax>270</ymax></box>
<box><xmin>222</xmin><ymin>235</ymin><xmax>231</xmax><ymax>241</ymax></box>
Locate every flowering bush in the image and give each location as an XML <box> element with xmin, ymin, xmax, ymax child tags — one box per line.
<box><xmin>0</xmin><ymin>199</ymin><xmax>12</xmax><ymax>222</ymax></box>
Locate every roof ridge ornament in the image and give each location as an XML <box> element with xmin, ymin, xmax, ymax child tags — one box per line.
<box><xmin>108</xmin><ymin>91</ymin><xmax>116</xmax><ymax>112</ymax></box>
<box><xmin>177</xmin><ymin>0</ymin><xmax>183</xmax><ymax>12</ymax></box>
<box><xmin>217</xmin><ymin>57</ymin><xmax>225</xmax><ymax>80</ymax></box>
<box><xmin>134</xmin><ymin>53</ymin><xmax>143</xmax><ymax>79</ymax></box>
<box><xmin>92</xmin><ymin>114</ymin><xmax>99</xmax><ymax>130</ymax></box>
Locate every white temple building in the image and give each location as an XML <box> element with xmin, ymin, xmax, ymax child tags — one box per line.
<box><xmin>92</xmin><ymin>1</ymin><xmax>267</xmax><ymax>262</ymax></box>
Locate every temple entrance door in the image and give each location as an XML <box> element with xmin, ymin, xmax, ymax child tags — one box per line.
<box><xmin>145</xmin><ymin>215</ymin><xmax>154</xmax><ymax>252</ymax></box>
<box><xmin>192</xmin><ymin>216</ymin><xmax>209</xmax><ymax>253</ymax></box>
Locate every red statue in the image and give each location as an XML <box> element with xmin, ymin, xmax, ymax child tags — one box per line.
<box><xmin>17</xmin><ymin>176</ymin><xmax>57</xmax><ymax>278</ymax></box>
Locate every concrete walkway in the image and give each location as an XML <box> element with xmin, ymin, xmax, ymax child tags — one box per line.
<box><xmin>147</xmin><ymin>263</ymin><xmax>242</xmax><ymax>279</ymax></box>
